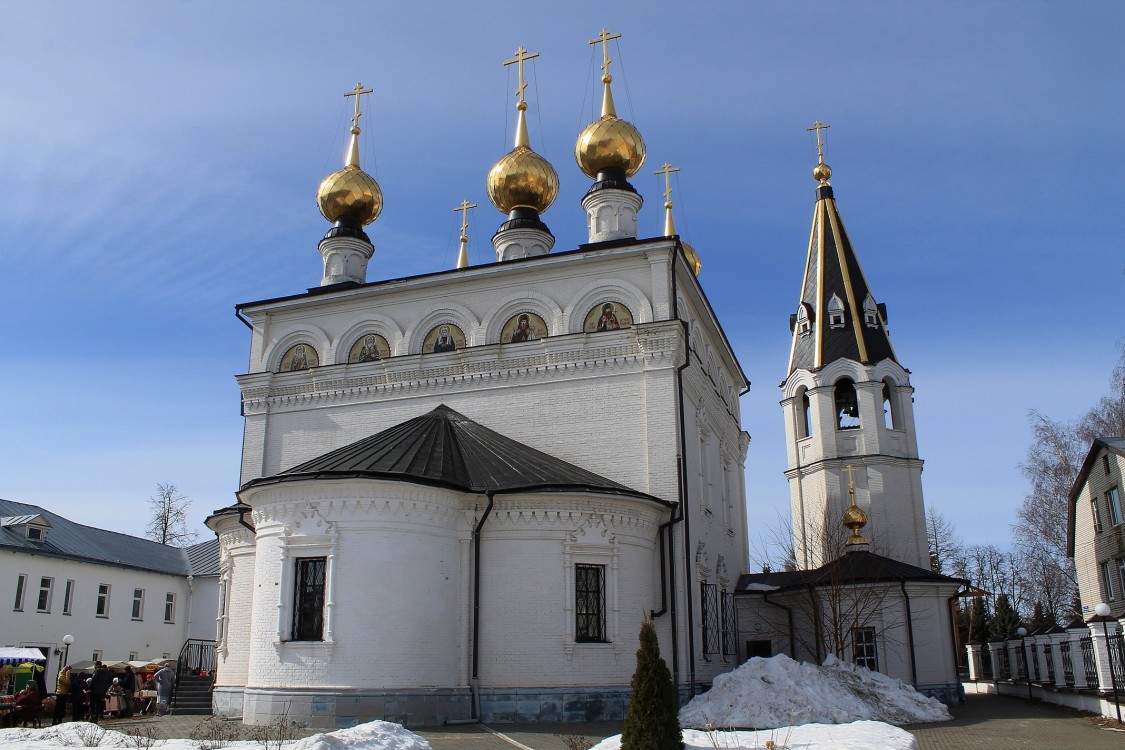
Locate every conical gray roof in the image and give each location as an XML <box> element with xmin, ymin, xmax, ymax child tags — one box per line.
<box><xmin>241</xmin><ymin>404</ymin><xmax>664</xmax><ymax>503</ymax></box>
<box><xmin>787</xmin><ymin>183</ymin><xmax>897</xmax><ymax>375</ymax></box>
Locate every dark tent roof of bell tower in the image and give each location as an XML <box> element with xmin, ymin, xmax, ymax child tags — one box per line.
<box><xmin>241</xmin><ymin>404</ymin><xmax>665</xmax><ymax>504</ymax></box>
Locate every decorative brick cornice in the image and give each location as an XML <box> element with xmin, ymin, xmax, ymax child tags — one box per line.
<box><xmin>239</xmin><ymin>323</ymin><xmax>687</xmax><ymax>415</ymax></box>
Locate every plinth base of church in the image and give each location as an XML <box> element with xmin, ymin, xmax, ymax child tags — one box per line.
<box><xmin>240</xmin><ymin>686</ymin><xmax>472</xmax><ymax>729</ymax></box>
<box><xmin>211</xmin><ymin>686</ymin><xmax>245</xmax><ymax>718</ymax></box>
<box><xmin>915</xmin><ymin>682</ymin><xmax>965</xmax><ymax>706</ymax></box>
<box><xmin>478</xmin><ymin>685</ymin><xmax>630</xmax><ymax>723</ymax></box>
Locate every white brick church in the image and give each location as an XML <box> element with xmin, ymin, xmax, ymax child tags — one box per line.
<box><xmin>207</xmin><ymin>38</ymin><xmax>963</xmax><ymax>729</ymax></box>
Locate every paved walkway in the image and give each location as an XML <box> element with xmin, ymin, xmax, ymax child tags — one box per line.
<box><xmin>74</xmin><ymin>694</ymin><xmax>1125</xmax><ymax>749</ymax></box>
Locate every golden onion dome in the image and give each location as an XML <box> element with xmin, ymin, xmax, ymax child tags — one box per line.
<box><xmin>317</xmin><ymin>165</ymin><xmax>383</xmax><ymax>225</ymax></box>
<box><xmin>813</xmin><ymin>161</ymin><xmax>833</xmax><ymax>184</ymax></box>
<box><xmin>317</xmin><ymin>125</ymin><xmax>383</xmax><ymax>226</ymax></box>
<box><xmin>487</xmin><ymin>145</ymin><xmax>559</xmax><ymax>214</ymax></box>
<box><xmin>681</xmin><ymin>241</ymin><xmax>702</xmax><ymax>276</ymax></box>
<box><xmin>575</xmin><ymin>114</ymin><xmax>646</xmax><ymax>179</ymax></box>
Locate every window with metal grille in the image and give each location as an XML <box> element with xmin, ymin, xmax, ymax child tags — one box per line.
<box><xmin>701</xmin><ymin>582</ymin><xmax>720</xmax><ymax>657</ymax></box>
<box><xmin>292</xmin><ymin>557</ymin><xmax>327</xmax><ymax>641</ymax></box>
<box><xmin>576</xmin><ymin>564</ymin><xmax>606</xmax><ymax>642</ymax></box>
<box><xmin>853</xmin><ymin>627</ymin><xmax>878</xmax><ymax>671</ymax></box>
<box><xmin>721</xmin><ymin>591</ymin><xmax>737</xmax><ymax>657</ymax></box>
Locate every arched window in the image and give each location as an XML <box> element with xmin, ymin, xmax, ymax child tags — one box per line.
<box><xmin>882</xmin><ymin>379</ymin><xmax>898</xmax><ymax>430</ymax></box>
<box><xmin>796</xmin><ymin>386</ymin><xmax>812</xmax><ymax>438</ymax></box>
<box><xmin>795</xmin><ymin>304</ymin><xmax>812</xmax><ymax>337</ymax></box>
<box><xmin>835</xmin><ymin>378</ymin><xmax>860</xmax><ymax>430</ymax></box>
<box><xmin>827</xmin><ymin>294</ymin><xmax>846</xmax><ymax>329</ymax></box>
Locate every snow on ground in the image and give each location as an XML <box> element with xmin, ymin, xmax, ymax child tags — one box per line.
<box><xmin>590</xmin><ymin>721</ymin><xmax>918</xmax><ymax>749</ymax></box>
<box><xmin>0</xmin><ymin>720</ymin><xmax>432</xmax><ymax>750</ymax></box>
<box><xmin>679</xmin><ymin>654</ymin><xmax>951</xmax><ymax>729</ymax></box>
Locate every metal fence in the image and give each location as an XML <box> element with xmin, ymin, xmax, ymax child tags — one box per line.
<box><xmin>1080</xmin><ymin>636</ymin><xmax>1099</xmax><ymax>686</ymax></box>
<box><xmin>996</xmin><ymin>646</ymin><xmax>1011</xmax><ymax>680</ymax></box>
<box><xmin>1060</xmin><ymin>639</ymin><xmax>1075</xmax><ymax>687</ymax></box>
<box><xmin>1109</xmin><ymin>632</ymin><xmax>1125</xmax><ymax>690</ymax></box>
<box><xmin>1029</xmin><ymin>643</ymin><xmax>1040</xmax><ymax>681</ymax></box>
<box><xmin>1043</xmin><ymin>642</ymin><xmax>1055</xmax><ymax>685</ymax></box>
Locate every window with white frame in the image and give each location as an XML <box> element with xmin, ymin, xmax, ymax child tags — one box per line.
<box><xmin>63</xmin><ymin>580</ymin><xmax>74</xmax><ymax>615</ymax></box>
<box><xmin>827</xmin><ymin>294</ymin><xmax>846</xmax><ymax>329</ymax></box>
<box><xmin>129</xmin><ymin>652</ymin><xmax>138</xmax><ymax>661</ymax></box>
<box><xmin>1102</xmin><ymin>561</ymin><xmax>1117</xmax><ymax>600</ymax></box>
<box><xmin>164</xmin><ymin>592</ymin><xmax>176</xmax><ymax>623</ymax></box>
<box><xmin>96</xmin><ymin>584</ymin><xmax>110</xmax><ymax>617</ymax></box>
<box><xmin>292</xmin><ymin>557</ymin><xmax>327</xmax><ymax>641</ymax></box>
<box><xmin>1107</xmin><ymin>487</ymin><xmax>1122</xmax><ymax>526</ymax></box>
<box><xmin>795</xmin><ymin>304</ymin><xmax>812</xmax><ymax>337</ymax></box>
<box><xmin>13</xmin><ymin>574</ymin><xmax>27</xmax><ymax>611</ymax></box>
<box><xmin>37</xmin><ymin>577</ymin><xmax>53</xmax><ymax>613</ymax></box>
<box><xmin>576</xmin><ymin>564</ymin><xmax>607</xmax><ymax>642</ymax></box>
<box><xmin>1092</xmin><ymin>497</ymin><xmax>1104</xmax><ymax>533</ymax></box>
<box><xmin>1118</xmin><ymin>558</ymin><xmax>1125</xmax><ymax>601</ymax></box>
<box><xmin>92</xmin><ymin>650</ymin><xmax>102</xmax><ymax>662</ymax></box>
<box><xmin>853</xmin><ymin>627</ymin><xmax>878</xmax><ymax>671</ymax></box>
<box><xmin>131</xmin><ymin>589</ymin><xmax>144</xmax><ymax>620</ymax></box>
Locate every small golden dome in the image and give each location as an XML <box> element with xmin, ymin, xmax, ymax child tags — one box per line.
<box><xmin>842</xmin><ymin>502</ymin><xmax>869</xmax><ymax>546</ymax></box>
<box><xmin>681</xmin><ymin>241</ymin><xmax>702</xmax><ymax>276</ymax></box>
<box><xmin>575</xmin><ymin>115</ymin><xmax>646</xmax><ymax>179</ymax></box>
<box><xmin>813</xmin><ymin>162</ymin><xmax>833</xmax><ymax>183</ymax></box>
<box><xmin>317</xmin><ymin>165</ymin><xmax>383</xmax><ymax>225</ymax></box>
<box><xmin>487</xmin><ymin>146</ymin><xmax>559</xmax><ymax>214</ymax></box>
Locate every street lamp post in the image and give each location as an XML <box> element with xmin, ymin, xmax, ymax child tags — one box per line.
<box><xmin>1095</xmin><ymin>603</ymin><xmax>1121</xmax><ymax>724</ymax></box>
<box><xmin>61</xmin><ymin>635</ymin><xmax>74</xmax><ymax>669</ymax></box>
<box><xmin>1016</xmin><ymin>627</ymin><xmax>1033</xmax><ymax>701</ymax></box>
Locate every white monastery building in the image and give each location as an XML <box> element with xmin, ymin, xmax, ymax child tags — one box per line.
<box><xmin>1</xmin><ymin>499</ymin><xmax>219</xmax><ymax>675</ymax></box>
<box><xmin>208</xmin><ymin>34</ymin><xmax>964</xmax><ymax>728</ymax></box>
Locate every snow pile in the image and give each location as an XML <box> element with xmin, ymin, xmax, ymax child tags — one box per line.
<box><xmin>591</xmin><ymin>721</ymin><xmax>917</xmax><ymax>750</ymax></box>
<box><xmin>679</xmin><ymin>654</ymin><xmax>950</xmax><ymax>729</ymax></box>
<box><xmin>0</xmin><ymin>720</ymin><xmax>432</xmax><ymax>750</ymax></box>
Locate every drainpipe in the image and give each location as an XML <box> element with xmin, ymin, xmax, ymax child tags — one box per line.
<box><xmin>447</xmin><ymin>491</ymin><xmax>495</xmax><ymax>725</ymax></box>
<box><xmin>900</xmin><ymin>580</ymin><xmax>918</xmax><ymax>685</ymax></box>
<box><xmin>651</xmin><ymin>501</ymin><xmax>682</xmax><ymax>619</ymax></box>
<box><xmin>671</xmin><ymin>254</ymin><xmax>697</xmax><ymax>696</ymax></box>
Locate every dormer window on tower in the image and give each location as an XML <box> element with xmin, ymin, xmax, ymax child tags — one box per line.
<box><xmin>863</xmin><ymin>294</ymin><xmax>879</xmax><ymax>328</ymax></box>
<box><xmin>795</xmin><ymin>304</ymin><xmax>812</xmax><ymax>337</ymax></box>
<box><xmin>827</xmin><ymin>294</ymin><xmax>846</xmax><ymax>329</ymax></box>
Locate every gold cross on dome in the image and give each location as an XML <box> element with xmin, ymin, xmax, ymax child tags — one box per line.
<box><xmin>503</xmin><ymin>47</ymin><xmax>540</xmax><ymax>105</ymax></box>
<box><xmin>655</xmin><ymin>162</ymin><xmax>680</xmax><ymax>203</ymax></box>
<box><xmin>589</xmin><ymin>28</ymin><xmax>622</xmax><ymax>80</ymax></box>
<box><xmin>454</xmin><ymin>200</ymin><xmax>477</xmax><ymax>238</ymax></box>
<box><xmin>344</xmin><ymin>83</ymin><xmax>373</xmax><ymax>129</ymax></box>
<box><xmin>843</xmin><ymin>463</ymin><xmax>857</xmax><ymax>491</ymax></box>
<box><xmin>806</xmin><ymin>119</ymin><xmax>831</xmax><ymax>164</ymax></box>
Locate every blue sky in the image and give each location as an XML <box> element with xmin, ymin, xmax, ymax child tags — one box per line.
<box><xmin>0</xmin><ymin>1</ymin><xmax>1120</xmax><ymax>553</ymax></box>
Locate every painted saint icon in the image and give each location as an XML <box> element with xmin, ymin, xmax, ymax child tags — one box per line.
<box><xmin>423</xmin><ymin>323</ymin><xmax>466</xmax><ymax>354</ymax></box>
<box><xmin>348</xmin><ymin>333</ymin><xmax>390</xmax><ymax>363</ymax></box>
<box><xmin>501</xmin><ymin>312</ymin><xmax>548</xmax><ymax>343</ymax></box>
<box><xmin>280</xmin><ymin>343</ymin><xmax>319</xmax><ymax>372</ymax></box>
<box><xmin>583</xmin><ymin>301</ymin><xmax>633</xmax><ymax>333</ymax></box>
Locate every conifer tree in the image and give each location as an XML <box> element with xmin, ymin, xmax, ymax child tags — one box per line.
<box><xmin>621</xmin><ymin>619</ymin><xmax>682</xmax><ymax>750</ymax></box>
<box><xmin>989</xmin><ymin>593</ymin><xmax>1020</xmax><ymax>639</ymax></box>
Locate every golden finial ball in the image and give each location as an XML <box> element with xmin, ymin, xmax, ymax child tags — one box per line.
<box><xmin>574</xmin><ymin>115</ymin><xmax>646</xmax><ymax>179</ymax></box>
<box><xmin>487</xmin><ymin>146</ymin><xmax>559</xmax><ymax>214</ymax></box>
<box><xmin>317</xmin><ymin>166</ymin><xmax>383</xmax><ymax>226</ymax></box>
<box><xmin>681</xmin><ymin>241</ymin><xmax>702</xmax><ymax>277</ymax></box>
<box><xmin>350</xmin><ymin>126</ymin><xmax>360</xmax><ymax>135</ymax></box>
<box><xmin>813</xmin><ymin>162</ymin><xmax>833</xmax><ymax>183</ymax></box>
<box><xmin>842</xmin><ymin>503</ymin><xmax>868</xmax><ymax>529</ymax></box>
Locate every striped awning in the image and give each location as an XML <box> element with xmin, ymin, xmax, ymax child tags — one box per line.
<box><xmin>0</xmin><ymin>647</ymin><xmax>46</xmax><ymax>665</ymax></box>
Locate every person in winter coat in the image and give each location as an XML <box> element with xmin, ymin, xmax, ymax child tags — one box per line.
<box><xmin>120</xmin><ymin>666</ymin><xmax>136</xmax><ymax>717</ymax></box>
<box><xmin>88</xmin><ymin>663</ymin><xmax>113</xmax><ymax>723</ymax></box>
<box><xmin>152</xmin><ymin>665</ymin><xmax>175</xmax><ymax>716</ymax></box>
<box><xmin>52</xmin><ymin>666</ymin><xmax>70</xmax><ymax>725</ymax></box>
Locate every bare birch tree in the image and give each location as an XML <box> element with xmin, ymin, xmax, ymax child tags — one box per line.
<box><xmin>145</xmin><ymin>483</ymin><xmax>199</xmax><ymax>547</ymax></box>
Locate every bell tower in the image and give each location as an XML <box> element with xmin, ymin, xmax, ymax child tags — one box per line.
<box><xmin>780</xmin><ymin>122</ymin><xmax>929</xmax><ymax>570</ymax></box>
